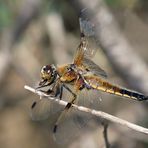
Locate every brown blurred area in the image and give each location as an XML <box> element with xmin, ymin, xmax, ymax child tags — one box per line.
<box><xmin>0</xmin><ymin>0</ymin><xmax>148</xmax><ymax>148</ymax></box>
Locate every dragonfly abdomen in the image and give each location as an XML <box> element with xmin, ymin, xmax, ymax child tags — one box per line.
<box><xmin>85</xmin><ymin>76</ymin><xmax>148</xmax><ymax>101</ymax></box>
<box><xmin>119</xmin><ymin>89</ymin><xmax>148</xmax><ymax>101</ymax></box>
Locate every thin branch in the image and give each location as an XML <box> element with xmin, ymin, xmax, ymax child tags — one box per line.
<box><xmin>102</xmin><ymin>122</ymin><xmax>110</xmax><ymax>148</ymax></box>
<box><xmin>24</xmin><ymin>85</ymin><xmax>148</xmax><ymax>135</ymax></box>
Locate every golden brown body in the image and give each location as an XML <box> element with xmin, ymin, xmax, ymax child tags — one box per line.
<box><xmin>56</xmin><ymin>64</ymin><xmax>147</xmax><ymax>101</ymax></box>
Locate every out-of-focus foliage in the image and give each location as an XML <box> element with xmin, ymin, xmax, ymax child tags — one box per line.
<box><xmin>105</xmin><ymin>0</ymin><xmax>121</xmax><ymax>6</ymax></box>
<box><xmin>105</xmin><ymin>0</ymin><xmax>138</xmax><ymax>7</ymax></box>
<box><xmin>0</xmin><ymin>2</ymin><xmax>12</xmax><ymax>29</ymax></box>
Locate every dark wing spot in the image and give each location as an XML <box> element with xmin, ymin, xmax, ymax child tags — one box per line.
<box><xmin>31</xmin><ymin>101</ymin><xmax>37</xmax><ymax>109</ymax></box>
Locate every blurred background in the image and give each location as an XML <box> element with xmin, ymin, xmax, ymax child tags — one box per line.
<box><xmin>0</xmin><ymin>0</ymin><xmax>148</xmax><ymax>148</ymax></box>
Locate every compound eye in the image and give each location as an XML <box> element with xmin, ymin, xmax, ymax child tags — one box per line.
<box><xmin>42</xmin><ymin>66</ymin><xmax>47</xmax><ymax>71</ymax></box>
<box><xmin>41</xmin><ymin>66</ymin><xmax>46</xmax><ymax>73</ymax></box>
<box><xmin>42</xmin><ymin>65</ymin><xmax>51</xmax><ymax>73</ymax></box>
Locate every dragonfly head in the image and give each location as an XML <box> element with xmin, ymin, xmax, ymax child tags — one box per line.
<box><xmin>39</xmin><ymin>64</ymin><xmax>57</xmax><ymax>86</ymax></box>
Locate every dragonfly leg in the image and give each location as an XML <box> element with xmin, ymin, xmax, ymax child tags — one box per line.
<box><xmin>53</xmin><ymin>79</ymin><xmax>82</xmax><ymax>133</ymax></box>
<box><xmin>31</xmin><ymin>85</ymin><xmax>61</xmax><ymax>110</ymax></box>
<box><xmin>59</xmin><ymin>85</ymin><xmax>63</xmax><ymax>100</ymax></box>
<box><xmin>40</xmin><ymin>89</ymin><xmax>53</xmax><ymax>94</ymax></box>
<box><xmin>32</xmin><ymin>81</ymin><xmax>60</xmax><ymax>109</ymax></box>
<box><xmin>31</xmin><ymin>86</ymin><xmax>58</xmax><ymax>110</ymax></box>
<box><xmin>36</xmin><ymin>80</ymin><xmax>54</xmax><ymax>89</ymax></box>
<box><xmin>63</xmin><ymin>84</ymin><xmax>77</xmax><ymax>98</ymax></box>
<box><xmin>35</xmin><ymin>82</ymin><xmax>54</xmax><ymax>97</ymax></box>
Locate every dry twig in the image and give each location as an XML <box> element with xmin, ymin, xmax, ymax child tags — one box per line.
<box><xmin>102</xmin><ymin>122</ymin><xmax>110</xmax><ymax>148</ymax></box>
<box><xmin>24</xmin><ymin>85</ymin><xmax>148</xmax><ymax>135</ymax></box>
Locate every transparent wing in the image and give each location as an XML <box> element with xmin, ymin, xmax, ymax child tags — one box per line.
<box><xmin>30</xmin><ymin>96</ymin><xmax>64</xmax><ymax>121</ymax></box>
<box><xmin>79</xmin><ymin>8</ymin><xmax>98</xmax><ymax>58</ymax></box>
<box><xmin>74</xmin><ymin>10</ymin><xmax>97</xmax><ymax>65</ymax></box>
<box><xmin>52</xmin><ymin>88</ymin><xmax>102</xmax><ymax>144</ymax></box>
<box><xmin>83</xmin><ymin>57</ymin><xmax>107</xmax><ymax>78</ymax></box>
<box><xmin>74</xmin><ymin>9</ymin><xmax>102</xmax><ymax>69</ymax></box>
<box><xmin>31</xmin><ymin>88</ymin><xmax>102</xmax><ymax>144</ymax></box>
<box><xmin>79</xmin><ymin>13</ymin><xmax>95</xmax><ymax>37</ymax></box>
<box><xmin>30</xmin><ymin>84</ymin><xmax>76</xmax><ymax>121</ymax></box>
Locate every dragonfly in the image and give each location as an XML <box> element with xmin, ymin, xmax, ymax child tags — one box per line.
<box><xmin>31</xmin><ymin>9</ymin><xmax>148</xmax><ymax>143</ymax></box>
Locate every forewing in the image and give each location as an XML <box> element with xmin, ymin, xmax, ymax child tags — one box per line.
<box><xmin>79</xmin><ymin>8</ymin><xmax>98</xmax><ymax>58</ymax></box>
<box><xmin>73</xmin><ymin>9</ymin><xmax>100</xmax><ymax>67</ymax></box>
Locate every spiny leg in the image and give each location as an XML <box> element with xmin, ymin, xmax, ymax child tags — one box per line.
<box><xmin>32</xmin><ymin>81</ymin><xmax>59</xmax><ymax>109</ymax></box>
<box><xmin>59</xmin><ymin>85</ymin><xmax>63</xmax><ymax>100</ymax></box>
<box><xmin>53</xmin><ymin>76</ymin><xmax>84</xmax><ymax>133</ymax></box>
<box><xmin>36</xmin><ymin>83</ymin><xmax>52</xmax><ymax>89</ymax></box>
<box><xmin>53</xmin><ymin>84</ymin><xmax>63</xmax><ymax>99</ymax></box>
<box><xmin>36</xmin><ymin>78</ymin><xmax>56</xmax><ymax>90</ymax></box>
<box><xmin>31</xmin><ymin>85</ymin><xmax>62</xmax><ymax>111</ymax></box>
